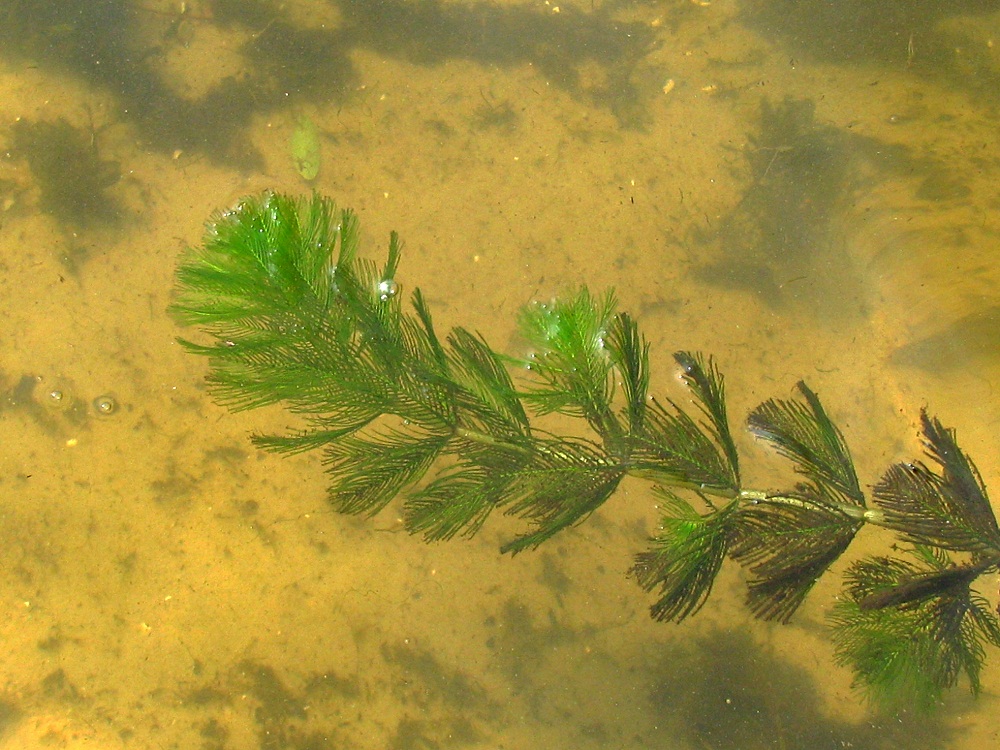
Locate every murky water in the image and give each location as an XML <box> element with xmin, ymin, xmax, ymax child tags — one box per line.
<box><xmin>1</xmin><ymin>1</ymin><xmax>999</xmax><ymax>748</ymax></box>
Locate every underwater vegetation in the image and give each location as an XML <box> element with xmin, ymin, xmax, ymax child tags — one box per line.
<box><xmin>0</xmin><ymin>0</ymin><xmax>655</xmax><ymax>172</ymax></box>
<box><xmin>892</xmin><ymin>305</ymin><xmax>1000</xmax><ymax>373</ymax></box>
<box><xmin>652</xmin><ymin>628</ymin><xmax>952</xmax><ymax>749</ymax></box>
<box><xmin>742</xmin><ymin>0</ymin><xmax>998</xmax><ymax>69</ymax></box>
<box><xmin>9</xmin><ymin>118</ymin><xmax>121</xmax><ymax>226</ymax></box>
<box><xmin>171</xmin><ymin>191</ymin><xmax>1000</xmax><ymax>713</ymax></box>
<box><xmin>691</xmin><ymin>95</ymin><xmax>879</xmax><ymax>318</ymax></box>
<box><xmin>690</xmin><ymin>96</ymin><xmax>958</xmax><ymax>319</ymax></box>
<box><xmin>692</xmin><ymin>97</ymin><xmax>855</xmax><ymax>310</ymax></box>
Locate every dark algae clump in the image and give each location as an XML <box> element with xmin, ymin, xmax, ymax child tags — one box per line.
<box><xmin>11</xmin><ymin>118</ymin><xmax>121</xmax><ymax>227</ymax></box>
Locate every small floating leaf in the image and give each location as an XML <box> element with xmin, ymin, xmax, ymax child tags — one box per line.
<box><xmin>290</xmin><ymin>114</ymin><xmax>321</xmax><ymax>181</ymax></box>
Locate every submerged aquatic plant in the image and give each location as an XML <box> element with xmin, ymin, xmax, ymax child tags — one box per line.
<box><xmin>171</xmin><ymin>191</ymin><xmax>1000</xmax><ymax>711</ymax></box>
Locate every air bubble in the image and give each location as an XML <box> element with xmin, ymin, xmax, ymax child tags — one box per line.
<box><xmin>93</xmin><ymin>395</ymin><xmax>118</xmax><ymax>416</ymax></box>
<box><xmin>43</xmin><ymin>383</ymin><xmax>73</xmax><ymax>412</ymax></box>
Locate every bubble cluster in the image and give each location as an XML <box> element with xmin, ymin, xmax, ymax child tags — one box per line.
<box><xmin>40</xmin><ymin>381</ymin><xmax>121</xmax><ymax>420</ymax></box>
<box><xmin>377</xmin><ymin>278</ymin><xmax>398</xmax><ymax>301</ymax></box>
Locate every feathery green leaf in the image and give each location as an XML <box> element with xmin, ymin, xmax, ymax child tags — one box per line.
<box><xmin>447</xmin><ymin>328</ymin><xmax>530</xmax><ymax>438</ymax></box>
<box><xmin>604</xmin><ymin>312</ymin><xmax>649</xmax><ymax>434</ymax></box>
<box><xmin>629</xmin><ymin>397</ymin><xmax>739</xmax><ymax>495</ymax></box>
<box><xmin>874</xmin><ymin>411</ymin><xmax>1000</xmax><ymax>554</ymax></box>
<box><xmin>731</xmin><ymin>492</ymin><xmax>862</xmax><ymax>622</ymax></box>
<box><xmin>674</xmin><ymin>351</ymin><xmax>740</xmax><ymax>487</ymax></box>
<box><xmin>748</xmin><ymin>382</ymin><xmax>864</xmax><ymax>506</ymax></box>
<box><xmin>404</xmin><ymin>438</ymin><xmax>533</xmax><ymax>541</ymax></box>
<box><xmin>830</xmin><ymin>549</ymin><xmax>1000</xmax><ymax>710</ymax></box>
<box><xmin>324</xmin><ymin>428</ymin><xmax>451</xmax><ymax>515</ymax></box>
<box><xmin>631</xmin><ymin>491</ymin><xmax>739</xmax><ymax>622</ymax></box>
<box><xmin>500</xmin><ymin>437</ymin><xmax>627</xmax><ymax>554</ymax></box>
<box><xmin>519</xmin><ymin>289</ymin><xmax>622</xmax><ymax>445</ymax></box>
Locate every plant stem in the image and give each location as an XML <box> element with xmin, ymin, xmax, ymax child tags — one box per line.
<box><xmin>740</xmin><ymin>489</ymin><xmax>886</xmax><ymax>524</ymax></box>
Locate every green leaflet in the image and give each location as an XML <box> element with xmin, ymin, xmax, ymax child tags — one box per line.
<box><xmin>290</xmin><ymin>114</ymin><xmax>321</xmax><ymax>181</ymax></box>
